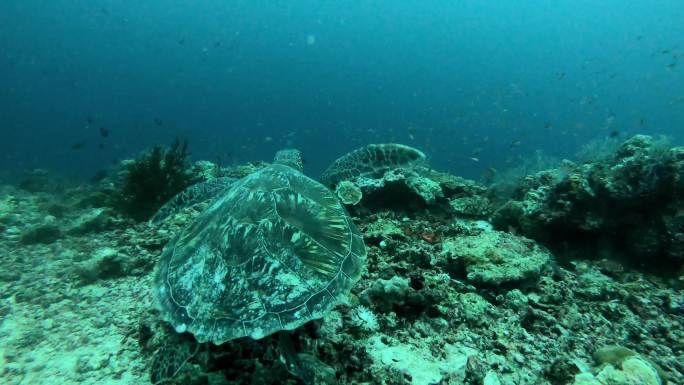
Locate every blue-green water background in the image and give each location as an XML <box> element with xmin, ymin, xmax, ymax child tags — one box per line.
<box><xmin>1</xmin><ymin>1</ymin><xmax>683</xmax><ymax>181</ymax></box>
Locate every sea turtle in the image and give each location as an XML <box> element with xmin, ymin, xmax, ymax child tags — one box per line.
<box><xmin>320</xmin><ymin>143</ymin><xmax>427</xmax><ymax>205</ymax></box>
<box><xmin>320</xmin><ymin>143</ymin><xmax>426</xmax><ymax>188</ymax></box>
<box><xmin>152</xmin><ymin>149</ymin><xmax>366</xmax><ymax>345</ymax></box>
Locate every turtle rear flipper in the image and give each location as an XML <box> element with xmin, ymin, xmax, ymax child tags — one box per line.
<box><xmin>278</xmin><ymin>333</ymin><xmax>336</xmax><ymax>385</ymax></box>
<box><xmin>150</xmin><ymin>340</ymin><xmax>200</xmax><ymax>384</ymax></box>
<box><xmin>150</xmin><ymin>177</ymin><xmax>235</xmax><ymax>225</ymax></box>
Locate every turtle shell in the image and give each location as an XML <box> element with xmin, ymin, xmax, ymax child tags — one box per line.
<box><xmin>153</xmin><ymin>164</ymin><xmax>366</xmax><ymax>344</ymax></box>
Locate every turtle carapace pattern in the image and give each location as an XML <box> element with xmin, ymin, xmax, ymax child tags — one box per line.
<box><xmin>150</xmin><ymin>177</ymin><xmax>236</xmax><ymax>225</ymax></box>
<box><xmin>320</xmin><ymin>143</ymin><xmax>426</xmax><ymax>187</ymax></box>
<box><xmin>153</xmin><ymin>154</ymin><xmax>366</xmax><ymax>344</ymax></box>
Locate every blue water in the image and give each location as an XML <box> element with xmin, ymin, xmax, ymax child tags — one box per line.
<box><xmin>1</xmin><ymin>1</ymin><xmax>683</xmax><ymax>181</ymax></box>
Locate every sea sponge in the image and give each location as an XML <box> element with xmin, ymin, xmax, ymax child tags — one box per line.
<box><xmin>348</xmin><ymin>305</ymin><xmax>380</xmax><ymax>332</ymax></box>
<box><xmin>336</xmin><ymin>181</ymin><xmax>363</xmax><ymax>205</ymax></box>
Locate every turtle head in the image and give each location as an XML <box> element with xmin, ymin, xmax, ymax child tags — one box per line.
<box><xmin>274</xmin><ymin>149</ymin><xmax>304</xmax><ymax>172</ymax></box>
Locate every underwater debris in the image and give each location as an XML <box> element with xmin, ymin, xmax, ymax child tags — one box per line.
<box><xmin>112</xmin><ymin>138</ymin><xmax>195</xmax><ymax>221</ymax></box>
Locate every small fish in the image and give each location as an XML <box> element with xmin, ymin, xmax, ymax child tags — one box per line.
<box><xmin>71</xmin><ymin>141</ymin><xmax>86</xmax><ymax>150</ymax></box>
<box><xmin>86</xmin><ymin>116</ymin><xmax>94</xmax><ymax>125</ymax></box>
<box><xmin>481</xmin><ymin>167</ymin><xmax>497</xmax><ymax>184</ymax></box>
<box><xmin>99</xmin><ymin>126</ymin><xmax>109</xmax><ymax>138</ymax></box>
<box><xmin>154</xmin><ymin>118</ymin><xmax>163</xmax><ymax>126</ymax></box>
<box><xmin>609</xmin><ymin>129</ymin><xmax>620</xmax><ymax>138</ymax></box>
<box><xmin>640</xmin><ymin>118</ymin><xmax>646</xmax><ymax>127</ymax></box>
<box><xmin>469</xmin><ymin>157</ymin><xmax>479</xmax><ymax>162</ymax></box>
<box><xmin>557</xmin><ymin>72</ymin><xmax>565</xmax><ymax>80</ymax></box>
<box><xmin>581</xmin><ymin>96</ymin><xmax>596</xmax><ymax>105</ymax></box>
<box><xmin>544</xmin><ymin>122</ymin><xmax>554</xmax><ymax>129</ymax></box>
<box><xmin>670</xmin><ymin>96</ymin><xmax>684</xmax><ymax>105</ymax></box>
<box><xmin>509</xmin><ymin>140</ymin><xmax>522</xmax><ymax>148</ymax></box>
<box><xmin>407</xmin><ymin>126</ymin><xmax>416</xmax><ymax>141</ymax></box>
<box><xmin>90</xmin><ymin>169</ymin><xmax>108</xmax><ymax>183</ymax></box>
<box><xmin>470</xmin><ymin>147</ymin><xmax>482</xmax><ymax>156</ymax></box>
<box><xmin>98</xmin><ymin>143</ymin><xmax>105</xmax><ymax>150</ymax></box>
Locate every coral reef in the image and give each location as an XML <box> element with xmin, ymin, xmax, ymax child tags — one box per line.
<box><xmin>345</xmin><ymin>165</ymin><xmax>492</xmax><ymax>217</ymax></box>
<box><xmin>439</xmin><ymin>230</ymin><xmax>552</xmax><ymax>287</ymax></box>
<box><xmin>356</xmin><ymin>167</ymin><xmax>443</xmax><ymax>206</ymax></box>
<box><xmin>492</xmin><ymin>135</ymin><xmax>684</xmax><ymax>270</ymax></box>
<box><xmin>1</xmin><ymin>137</ymin><xmax>682</xmax><ymax>385</ymax></box>
<box><xmin>569</xmin><ymin>348</ymin><xmax>667</xmax><ymax>385</ymax></box>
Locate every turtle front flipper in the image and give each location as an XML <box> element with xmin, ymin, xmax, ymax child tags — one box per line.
<box><xmin>150</xmin><ymin>177</ymin><xmax>236</xmax><ymax>225</ymax></box>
